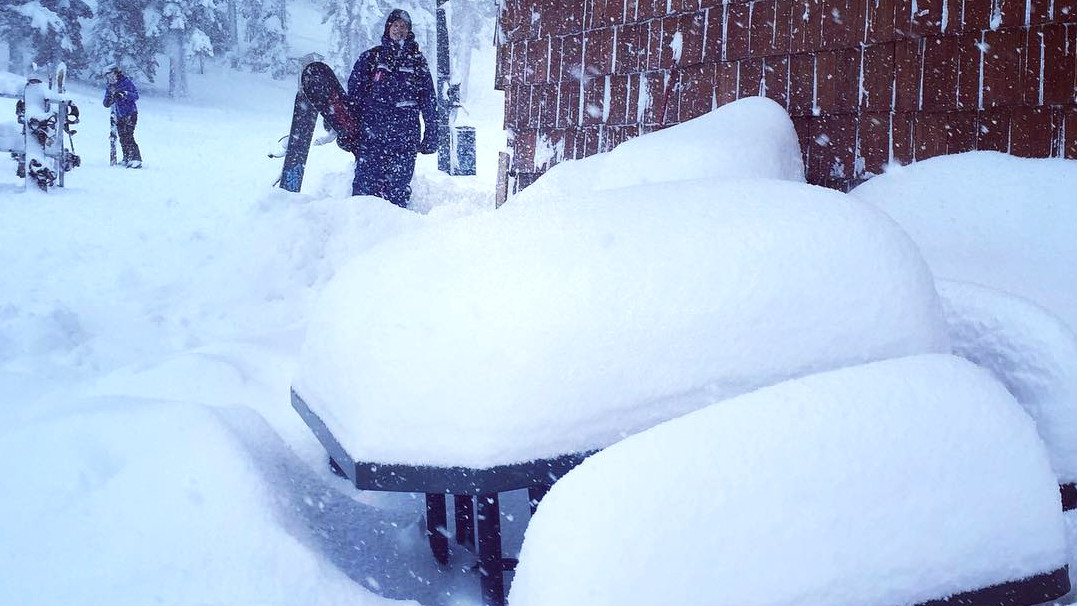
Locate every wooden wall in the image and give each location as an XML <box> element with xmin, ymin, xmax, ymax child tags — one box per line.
<box><xmin>496</xmin><ymin>0</ymin><xmax>1077</xmax><ymax>191</ymax></box>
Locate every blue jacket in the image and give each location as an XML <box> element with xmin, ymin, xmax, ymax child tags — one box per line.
<box><xmin>347</xmin><ymin>15</ymin><xmax>437</xmax><ymax>153</ymax></box>
<box><xmin>103</xmin><ymin>74</ymin><xmax>139</xmax><ymax>119</ymax></box>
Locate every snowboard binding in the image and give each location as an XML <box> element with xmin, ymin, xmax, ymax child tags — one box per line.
<box><xmin>27</xmin><ymin>158</ymin><xmax>56</xmax><ymax>190</ymax></box>
<box><xmin>27</xmin><ymin>114</ymin><xmax>58</xmax><ymax>148</ymax></box>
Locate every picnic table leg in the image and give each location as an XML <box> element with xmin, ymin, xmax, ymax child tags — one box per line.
<box><xmin>426</xmin><ymin>493</ymin><xmax>449</xmax><ymax>565</ymax></box>
<box><xmin>454</xmin><ymin>494</ymin><xmax>475</xmax><ymax>550</ymax></box>
<box><xmin>477</xmin><ymin>493</ymin><xmax>505</xmax><ymax>606</ymax></box>
<box><xmin>527</xmin><ymin>484</ymin><xmax>551</xmax><ymax>514</ymax></box>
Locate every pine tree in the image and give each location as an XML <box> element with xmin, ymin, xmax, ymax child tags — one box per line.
<box><xmin>88</xmin><ymin>0</ymin><xmax>159</xmax><ymax>80</ymax></box>
<box><xmin>144</xmin><ymin>0</ymin><xmax>228</xmax><ymax>96</ymax></box>
<box><xmin>236</xmin><ymin>0</ymin><xmax>289</xmax><ymax>78</ymax></box>
<box><xmin>0</xmin><ymin>0</ymin><xmax>92</xmax><ymax>74</ymax></box>
<box><xmin>444</xmin><ymin>0</ymin><xmax>497</xmax><ymax>107</ymax></box>
<box><xmin>324</xmin><ymin>0</ymin><xmax>388</xmax><ymax>76</ymax></box>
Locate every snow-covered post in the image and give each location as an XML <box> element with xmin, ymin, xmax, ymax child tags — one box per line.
<box><xmin>49</xmin><ymin>65</ymin><xmax>69</xmax><ymax>188</ymax></box>
<box><xmin>435</xmin><ymin>0</ymin><xmax>451</xmax><ymax>173</ymax></box>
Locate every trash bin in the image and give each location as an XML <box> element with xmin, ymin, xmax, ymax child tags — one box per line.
<box><xmin>450</xmin><ymin>125</ymin><xmax>475</xmax><ymax>176</ymax></box>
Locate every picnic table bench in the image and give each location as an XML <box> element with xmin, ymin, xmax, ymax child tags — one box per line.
<box><xmin>291</xmin><ymin>388</ymin><xmax>593</xmax><ymax>606</ymax></box>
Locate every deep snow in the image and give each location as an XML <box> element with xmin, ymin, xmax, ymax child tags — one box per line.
<box><xmin>1</xmin><ymin>19</ymin><xmax>1076</xmax><ymax>606</ymax></box>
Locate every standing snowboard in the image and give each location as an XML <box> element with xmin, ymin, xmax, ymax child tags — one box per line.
<box><xmin>109</xmin><ymin>107</ymin><xmax>118</xmax><ymax>166</ymax></box>
<box><xmin>276</xmin><ymin>62</ymin><xmax>361</xmax><ymax>193</ymax></box>
<box><xmin>278</xmin><ymin>90</ymin><xmax>318</xmax><ymax>192</ymax></box>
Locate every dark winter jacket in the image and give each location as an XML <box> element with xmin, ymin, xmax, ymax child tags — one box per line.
<box><xmin>103</xmin><ymin>74</ymin><xmax>139</xmax><ymax>119</ymax></box>
<box><xmin>347</xmin><ymin>12</ymin><xmax>437</xmax><ymax>153</ymax></box>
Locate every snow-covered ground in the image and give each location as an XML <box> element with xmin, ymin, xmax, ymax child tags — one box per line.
<box><xmin>2</xmin><ymin>18</ymin><xmax>1077</xmax><ymax>606</ymax></box>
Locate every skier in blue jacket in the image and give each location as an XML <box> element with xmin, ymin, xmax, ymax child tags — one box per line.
<box><xmin>347</xmin><ymin>9</ymin><xmax>437</xmax><ymax>208</ymax></box>
<box><xmin>103</xmin><ymin>65</ymin><xmax>142</xmax><ymax>168</ymax></box>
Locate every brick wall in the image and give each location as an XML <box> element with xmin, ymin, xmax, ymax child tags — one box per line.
<box><xmin>496</xmin><ymin>0</ymin><xmax>1077</xmax><ymax>191</ymax></box>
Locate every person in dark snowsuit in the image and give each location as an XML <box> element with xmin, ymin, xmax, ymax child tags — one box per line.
<box><xmin>347</xmin><ymin>9</ymin><xmax>438</xmax><ymax>208</ymax></box>
<box><xmin>103</xmin><ymin>65</ymin><xmax>143</xmax><ymax>168</ymax></box>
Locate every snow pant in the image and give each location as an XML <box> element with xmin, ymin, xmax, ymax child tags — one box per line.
<box><xmin>117</xmin><ymin>113</ymin><xmax>142</xmax><ymax>163</ymax></box>
<box><xmin>352</xmin><ymin>143</ymin><xmax>416</xmax><ymax>209</ymax></box>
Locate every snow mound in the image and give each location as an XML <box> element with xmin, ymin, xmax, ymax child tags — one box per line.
<box><xmin>938</xmin><ymin>279</ymin><xmax>1077</xmax><ymax>484</ymax></box>
<box><xmin>0</xmin><ymin>397</ymin><xmax>394</xmax><ymax>606</ymax></box>
<box><xmin>509</xmin><ymin>354</ymin><xmax>1066</xmax><ymax>606</ymax></box>
<box><xmin>0</xmin><ymin>71</ymin><xmax>26</xmax><ymax>96</ymax></box>
<box><xmin>294</xmin><ymin>178</ymin><xmax>948</xmax><ymax>467</ymax></box>
<box><xmin>517</xmin><ymin>96</ymin><xmax>804</xmax><ymax>203</ymax></box>
<box><xmin>851</xmin><ymin>151</ymin><xmax>1077</xmax><ymax>333</ymax></box>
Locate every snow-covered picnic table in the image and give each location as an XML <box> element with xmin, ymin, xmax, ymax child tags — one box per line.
<box><xmin>292</xmin><ymin>173</ymin><xmax>951</xmax><ymax>605</ymax></box>
<box><xmin>291</xmin><ymin>100</ymin><xmax>1076</xmax><ymax>606</ymax></box>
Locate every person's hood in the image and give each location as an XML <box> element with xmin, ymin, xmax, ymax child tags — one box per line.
<box><xmin>381</xmin><ymin>9</ymin><xmax>416</xmax><ymax>47</ymax></box>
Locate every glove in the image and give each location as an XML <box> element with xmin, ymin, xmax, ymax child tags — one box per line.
<box><xmin>419</xmin><ymin>132</ymin><xmax>438</xmax><ymax>155</ymax></box>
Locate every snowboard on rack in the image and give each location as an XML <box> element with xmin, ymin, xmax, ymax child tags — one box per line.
<box><xmin>276</xmin><ymin>61</ymin><xmax>361</xmax><ymax>193</ymax></box>
<box><xmin>109</xmin><ymin>107</ymin><xmax>118</xmax><ymax>166</ymax></box>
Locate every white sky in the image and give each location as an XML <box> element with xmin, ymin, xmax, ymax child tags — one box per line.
<box><xmin>1</xmin><ymin>9</ymin><xmax>1077</xmax><ymax>606</ymax></box>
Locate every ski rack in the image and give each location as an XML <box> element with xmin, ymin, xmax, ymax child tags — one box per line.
<box><xmin>0</xmin><ymin>73</ymin><xmax>76</xmax><ymax>191</ymax></box>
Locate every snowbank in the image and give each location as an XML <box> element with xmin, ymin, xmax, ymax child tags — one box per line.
<box><xmin>0</xmin><ymin>71</ymin><xmax>26</xmax><ymax>96</ymax></box>
<box><xmin>850</xmin><ymin>152</ymin><xmax>1077</xmax><ymax>333</ymax></box>
<box><xmin>294</xmin><ymin>178</ymin><xmax>948</xmax><ymax>467</ymax></box>
<box><xmin>515</xmin><ymin>96</ymin><xmax>804</xmax><ymax>204</ymax></box>
<box><xmin>509</xmin><ymin>354</ymin><xmax>1066</xmax><ymax>606</ymax></box>
<box><xmin>938</xmin><ymin>279</ymin><xmax>1077</xmax><ymax>483</ymax></box>
<box><xmin>0</xmin><ymin>397</ymin><xmax>400</xmax><ymax>606</ymax></box>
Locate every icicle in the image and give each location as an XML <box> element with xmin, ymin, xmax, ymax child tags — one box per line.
<box><xmin>990</xmin><ymin>0</ymin><xmax>1002</xmax><ymax>30</ymax></box>
<box><xmin>854</xmin><ymin>125</ymin><xmax>867</xmax><ymax>178</ymax></box>
<box><xmin>976</xmin><ymin>36</ymin><xmax>988</xmax><ymax>109</ymax></box>
<box><xmin>811</xmin><ymin>55</ymin><xmax>819</xmax><ymax>115</ymax></box>
<box><xmin>887</xmin><ymin>112</ymin><xmax>894</xmax><ymax>163</ymax></box>
<box><xmin>611</xmin><ymin>28</ymin><xmax>618</xmax><ymax>73</ymax></box>
<box><xmin>702</xmin><ymin>9</ymin><xmax>710</xmax><ymax>56</ymax></box>
<box><xmin>637</xmin><ymin>75</ymin><xmax>650</xmax><ymax>123</ymax></box>
<box><xmin>1038</xmin><ymin>30</ymin><xmax>1045</xmax><ymax>105</ymax></box>
<box><xmin>890</xmin><ymin>56</ymin><xmax>897</xmax><ymax>113</ymax></box>
<box><xmin>942</xmin><ymin>0</ymin><xmax>949</xmax><ymax>32</ymax></box>
<box><xmin>603</xmin><ymin>75</ymin><xmax>611</xmax><ymax>122</ymax></box>
<box><xmin>917</xmin><ymin>39</ymin><xmax>925</xmax><ymax>111</ymax></box>
<box><xmin>723</xmin><ymin>4</ymin><xmax>730</xmax><ymax>61</ymax></box>
<box><xmin>1025</xmin><ymin>0</ymin><xmax>1032</xmax><ymax>25</ymax></box>
<box><xmin>670</xmin><ymin>31</ymin><xmax>684</xmax><ymax>64</ymax></box>
<box><xmin>858</xmin><ymin>44</ymin><xmax>866</xmax><ymax>107</ymax></box>
<box><xmin>578</xmin><ymin>80</ymin><xmax>586</xmax><ymax>125</ymax></box>
<box><xmin>546</xmin><ymin>39</ymin><xmax>553</xmax><ymax>82</ymax></box>
<box><xmin>1055</xmin><ymin>116</ymin><xmax>1066</xmax><ymax>157</ymax></box>
<box><xmin>864</xmin><ymin>0</ymin><xmax>872</xmax><ymax>40</ymax></box>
